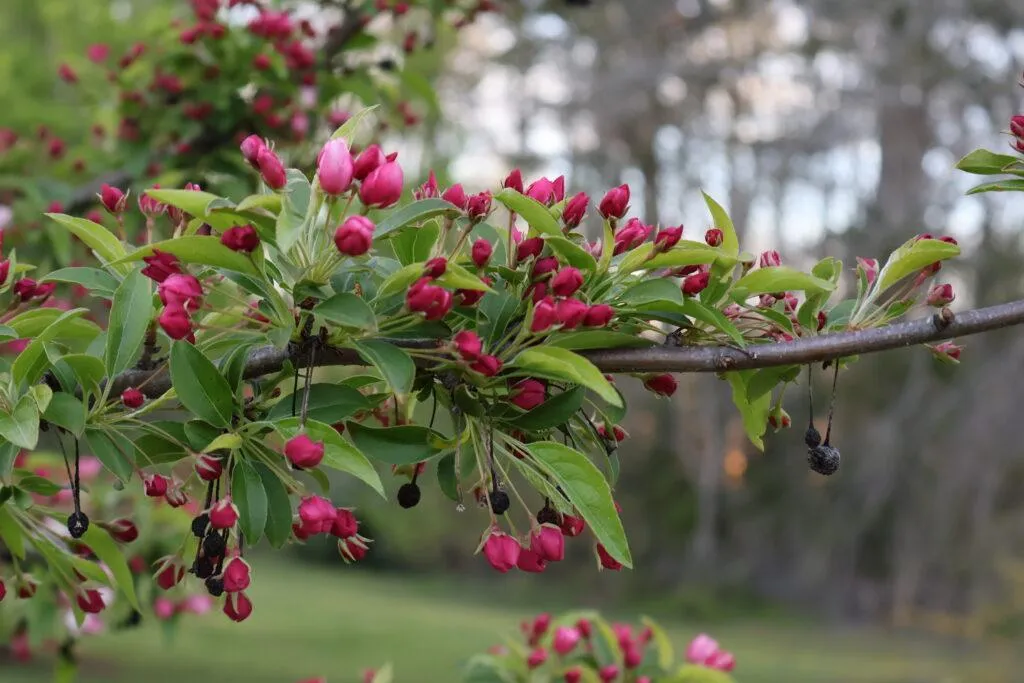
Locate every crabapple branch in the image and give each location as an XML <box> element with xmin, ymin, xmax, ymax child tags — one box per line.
<box><xmin>109</xmin><ymin>299</ymin><xmax>1024</xmax><ymax>399</ymax></box>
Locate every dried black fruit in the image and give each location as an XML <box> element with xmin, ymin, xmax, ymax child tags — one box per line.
<box><xmin>205</xmin><ymin>576</ymin><xmax>225</xmax><ymax>597</ymax></box>
<box><xmin>203</xmin><ymin>532</ymin><xmax>227</xmax><ymax>558</ymax></box>
<box><xmin>804</xmin><ymin>425</ymin><xmax>822</xmax><ymax>449</ymax></box>
<box><xmin>536</xmin><ymin>506</ymin><xmax>559</xmax><ymax>526</ymax></box>
<box><xmin>808</xmin><ymin>445</ymin><xmax>841</xmax><ymax>476</ymax></box>
<box><xmin>193</xmin><ymin>556</ymin><xmax>215</xmax><ymax>579</ymax></box>
<box><xmin>67</xmin><ymin>511</ymin><xmax>89</xmax><ymax>539</ymax></box>
<box><xmin>191</xmin><ymin>513</ymin><xmax>210</xmax><ymax>538</ymax></box>
<box><xmin>489</xmin><ymin>489</ymin><xmax>510</xmax><ymax>515</ymax></box>
<box><xmin>397</xmin><ymin>482</ymin><xmax>421</xmax><ymax>509</ymax></box>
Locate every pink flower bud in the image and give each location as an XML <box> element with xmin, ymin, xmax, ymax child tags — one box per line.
<box><xmin>685</xmin><ymin>634</ymin><xmax>720</xmax><ymax>664</ymax></box>
<box><xmin>856</xmin><ymin>257</ymin><xmax>879</xmax><ymax>286</ymax></box>
<box><xmin>511</xmin><ymin>379</ymin><xmax>546</xmax><ymax>411</ymax></box>
<box><xmin>220</xmin><ymin>225</ymin><xmax>260</xmax><ymax>253</ymax></box>
<box><xmin>0</xmin><ymin>578</ymin><xmax>6</xmax><ymax>603</ymax></box>
<box><xmin>483</xmin><ymin>530</ymin><xmax>521</xmax><ymax>573</ymax></box>
<box><xmin>317</xmin><ymin>138</ymin><xmax>354</xmax><ymax>195</ymax></box>
<box><xmin>682</xmin><ymin>271</ymin><xmax>710</xmax><ymax>296</ymax></box>
<box><xmin>706</xmin><ymin>650</ymin><xmax>736</xmax><ymax>671</ymax></box>
<box><xmin>553</xmin><ymin>626</ymin><xmax>581</xmax><ymax>655</ymax></box>
<box><xmin>926</xmin><ymin>283</ymin><xmax>955</xmax><ymax>307</ymax></box>
<box><xmin>526</xmin><ymin>176</ymin><xmax>564</xmax><ymax>206</ymax></box>
<box><xmin>158</xmin><ymin>304</ymin><xmax>193</xmax><ymax>341</ymax></box>
<box><xmin>284</xmin><ymin>434</ymin><xmax>325</xmax><ymax>469</ymax></box>
<box><xmin>159</xmin><ymin>274</ymin><xmax>204</xmax><ymax>310</ymax></box>
<box><xmin>224</xmin><ymin>591</ymin><xmax>253</xmax><ymax>622</ymax></box>
<box><xmin>121</xmin><ymin>388</ymin><xmax>144</xmax><ymax>409</ymax></box>
<box><xmin>143</xmin><ymin>473</ymin><xmax>169</xmax><ymax>497</ymax></box>
<box><xmin>503</xmin><ymin>169</ymin><xmax>524</xmax><ymax>193</ymax></box>
<box><xmin>209</xmin><ymin>497</ymin><xmax>239</xmax><ymax>529</ymax></box>
<box><xmin>154</xmin><ymin>597</ymin><xmax>175</xmax><ymax>620</ymax></box>
<box><xmin>583</xmin><ymin>304</ymin><xmax>615</xmax><ymax>328</ymax></box>
<box><xmin>530</xmin><ymin>524</ymin><xmax>564</xmax><ymax>562</ymax></box>
<box><xmin>471</xmin><ymin>239</ymin><xmax>493</xmax><ymax>268</ymax></box>
<box><xmin>644</xmin><ymin>373</ymin><xmax>677</xmax><ymax>397</ymax></box>
<box><xmin>532</xmin><ymin>256</ymin><xmax>559</xmax><ymax>279</ymax></box>
<box><xmin>654</xmin><ymin>225</ymin><xmax>683</xmax><ymax>251</ymax></box>
<box><xmin>517</xmin><ymin>547</ymin><xmax>547</xmax><ymax>573</ymax></box>
<box><xmin>467</xmin><ymin>191</ymin><xmax>492</xmax><ymax>219</ymax></box>
<box><xmin>469</xmin><ymin>354</ymin><xmax>502</xmax><ymax>377</ymax></box>
<box><xmin>0</xmin><ymin>261</ymin><xmax>9</xmax><ymax>287</ymax></box>
<box><xmin>99</xmin><ymin>184</ymin><xmax>127</xmax><ymax>214</ymax></box>
<box><xmin>76</xmin><ymin>589</ymin><xmax>105</xmax><ymax>614</ymax></box>
<box><xmin>424</xmin><ymin>257</ymin><xmax>447</xmax><ymax>279</ymax></box>
<box><xmin>240</xmin><ymin>135</ymin><xmax>266</xmax><ymax>168</ymax></box>
<box><xmin>704</xmin><ymin>228</ymin><xmax>723</xmax><ymax>247</ymax></box>
<box><xmin>103</xmin><ymin>518</ymin><xmax>139</xmax><ymax>543</ymax></box>
<box><xmin>613</xmin><ymin>218</ymin><xmax>652</xmax><ymax>255</ymax></box>
<box><xmin>596</xmin><ymin>543</ymin><xmax>623</xmax><ymax>571</ymax></box>
<box><xmin>599</xmin><ymin>665</ymin><xmax>620</xmax><ymax>682</ymax></box>
<box><xmin>453</xmin><ymin>330</ymin><xmax>483</xmax><ymax>361</ymax></box>
<box><xmin>257</xmin><ymin>148</ymin><xmax>287</xmax><ymax>190</ymax></box>
<box><xmin>331</xmin><ymin>215</ymin><xmax>374</xmax><ymax>256</ymax></box>
<box><xmin>517</xmin><ymin>237</ymin><xmax>544</xmax><ymax>263</ymax></box>
<box><xmin>58</xmin><ymin>63</ymin><xmax>78</xmax><ymax>84</ymax></box>
<box><xmin>12</xmin><ymin>279</ymin><xmax>38</xmax><ymax>301</ymax></box>
<box><xmin>564</xmin><ymin>669</ymin><xmax>582</xmax><ymax>683</ymax></box>
<box><xmin>331</xmin><ymin>508</ymin><xmax>359</xmax><ymax>539</ymax></box>
<box><xmin>359</xmin><ymin>161</ymin><xmax>404</xmax><ymax>208</ymax></box>
<box><xmin>87</xmin><ymin>44</ymin><xmax>110</xmax><ymax>63</ymax></box>
<box><xmin>930</xmin><ymin>340</ymin><xmax>962</xmax><ymax>362</ymax></box>
<box><xmin>1012</xmin><ymin>115</ymin><xmax>1024</xmax><ymax>143</ymax></box>
<box><xmin>141</xmin><ymin>250</ymin><xmax>181</xmax><ymax>283</ymax></box>
<box><xmin>194</xmin><ymin>453</ymin><xmax>224</xmax><ymax>481</ymax></box>
<box><xmin>759</xmin><ymin>250</ymin><xmax>782</xmax><ymax>268</ymax></box>
<box><xmin>556</xmin><ymin>298</ymin><xmax>588</xmax><ymax>330</ymax></box>
<box><xmin>155</xmin><ymin>560</ymin><xmax>185</xmax><ymax>590</ymax></box>
<box><xmin>562</xmin><ymin>192</ymin><xmax>588</xmax><ymax>229</ymax></box>
<box><xmin>551</xmin><ymin>267</ymin><xmax>584</xmax><ymax>297</ymax></box>
<box><xmin>298</xmin><ymin>495</ymin><xmax>336</xmax><ymax>535</ymax></box>
<box><xmin>414</xmin><ymin>170</ymin><xmax>439</xmax><ymax>200</ymax></box>
<box><xmin>222</xmin><ymin>557</ymin><xmax>252</xmax><ymax>593</ymax></box>
<box><xmin>527</xmin><ymin>647</ymin><xmax>548</xmax><ymax>668</ymax></box>
<box><xmin>531</xmin><ymin>298</ymin><xmax>558</xmax><ymax>333</ymax></box>
<box><xmin>352</xmin><ymin>144</ymin><xmax>386</xmax><ymax>181</ymax></box>
<box><xmin>598</xmin><ymin>184</ymin><xmax>630</xmax><ymax>219</ymax></box>
<box><xmin>442</xmin><ymin>183</ymin><xmax>468</xmax><ymax>209</ymax></box>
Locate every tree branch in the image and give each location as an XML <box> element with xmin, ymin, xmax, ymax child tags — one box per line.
<box><xmin>112</xmin><ymin>300</ymin><xmax>1024</xmax><ymax>399</ymax></box>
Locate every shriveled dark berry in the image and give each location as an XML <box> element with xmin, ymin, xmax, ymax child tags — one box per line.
<box><xmin>536</xmin><ymin>506</ymin><xmax>559</xmax><ymax>526</ymax></box>
<box><xmin>191</xmin><ymin>513</ymin><xmax>210</xmax><ymax>538</ymax></box>
<box><xmin>123</xmin><ymin>610</ymin><xmax>143</xmax><ymax>629</ymax></box>
<box><xmin>489</xmin><ymin>489</ymin><xmax>510</xmax><ymax>515</ymax></box>
<box><xmin>397</xmin><ymin>482</ymin><xmax>421</xmax><ymax>509</ymax></box>
<box><xmin>205</xmin><ymin>576</ymin><xmax>225</xmax><ymax>597</ymax></box>
<box><xmin>804</xmin><ymin>425</ymin><xmax>822</xmax><ymax>449</ymax></box>
<box><xmin>202</xmin><ymin>532</ymin><xmax>226</xmax><ymax>558</ymax></box>
<box><xmin>67</xmin><ymin>511</ymin><xmax>90</xmax><ymax>539</ymax></box>
<box><xmin>193</xmin><ymin>556</ymin><xmax>215</xmax><ymax>579</ymax></box>
<box><xmin>808</xmin><ymin>444</ymin><xmax>840</xmax><ymax>476</ymax></box>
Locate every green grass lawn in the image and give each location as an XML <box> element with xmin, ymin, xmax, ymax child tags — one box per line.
<box><xmin>5</xmin><ymin>559</ymin><xmax>1020</xmax><ymax>683</ymax></box>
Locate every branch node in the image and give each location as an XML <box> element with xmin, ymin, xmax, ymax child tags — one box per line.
<box><xmin>933</xmin><ymin>307</ymin><xmax>955</xmax><ymax>330</ymax></box>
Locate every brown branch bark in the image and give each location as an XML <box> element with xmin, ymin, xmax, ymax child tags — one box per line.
<box><xmin>113</xmin><ymin>299</ymin><xmax>1024</xmax><ymax>399</ymax></box>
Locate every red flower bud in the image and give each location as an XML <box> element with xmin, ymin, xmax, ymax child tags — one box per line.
<box><xmin>817</xmin><ymin>310</ymin><xmax>827</xmax><ymax>331</ymax></box>
<box><xmin>654</xmin><ymin>225</ymin><xmax>684</xmax><ymax>252</ymax></box>
<box><xmin>644</xmin><ymin>373</ymin><xmax>677</xmax><ymax>397</ymax></box>
<box><xmin>209</xmin><ymin>497</ymin><xmax>239</xmax><ymax>529</ymax></box>
<box><xmin>483</xmin><ymin>530</ymin><xmax>521</xmax><ymax>573</ymax></box>
<box><xmin>0</xmin><ymin>261</ymin><xmax>10</xmax><ymax>287</ymax></box>
<box><xmin>359</xmin><ymin>161</ymin><xmax>404</xmax><ymax>208</ymax></box>
<box><xmin>556</xmin><ymin>298</ymin><xmax>588</xmax><ymax>329</ymax></box>
<box><xmin>155</xmin><ymin>560</ymin><xmax>185</xmax><ymax>590</ymax></box>
<box><xmin>414</xmin><ymin>170</ymin><xmax>439</xmax><ymax>200</ymax></box>
<box><xmin>502</xmin><ymin>169</ymin><xmax>524</xmax><ymax>193</ymax></box>
<box><xmin>143</xmin><ymin>473</ymin><xmax>169</xmax><ymax>497</ymax></box>
<box><xmin>530</xmin><ymin>524</ymin><xmax>564</xmax><ymax>562</ymax></box>
<box><xmin>141</xmin><ymin>250</ymin><xmax>181</xmax><ymax>283</ymax></box>
<box><xmin>442</xmin><ymin>183</ymin><xmax>468</xmax><ymax>209</ymax></box>
<box><xmin>532</xmin><ymin>256</ymin><xmax>559</xmax><ymax>279</ymax></box>
<box><xmin>333</xmin><ymin>215</ymin><xmax>375</xmax><ymax>257</ymax></box>
<box><xmin>158</xmin><ymin>304</ymin><xmax>193</xmax><ymax>341</ymax></box>
<box><xmin>317</xmin><ymin>138</ymin><xmax>354</xmax><ymax>195</ymax></box>
<box><xmin>553</xmin><ymin>626</ymin><xmax>581</xmax><ymax>655</ymax></box>
<box><xmin>424</xmin><ymin>257</ymin><xmax>447</xmax><ymax>279</ymax></box>
<box><xmin>103</xmin><ymin>519</ymin><xmax>139</xmax><ymax>543</ymax></box>
<box><xmin>551</xmin><ymin>267</ymin><xmax>584</xmax><ymax>297</ymax></box>
<box><xmin>99</xmin><ymin>184</ymin><xmax>127</xmax><ymax>214</ymax></box>
<box><xmin>562</xmin><ymin>192</ymin><xmax>588</xmax><ymax>229</ymax></box>
<box><xmin>467</xmin><ymin>191</ymin><xmax>492</xmax><ymax>219</ymax></box>
<box><xmin>856</xmin><ymin>257</ymin><xmax>878</xmax><ymax>285</ymax></box>
<box><xmin>565</xmin><ymin>668</ymin><xmax>582</xmax><ymax>683</ymax></box>
<box><xmin>516</xmin><ymin>547</ymin><xmax>547</xmax><ymax>573</ymax></box>
<box><xmin>257</xmin><ymin>148</ymin><xmax>287</xmax><ymax>190</ymax></box>
<box><xmin>76</xmin><ymin>589</ymin><xmax>105</xmax><ymax>614</ymax></box>
<box><xmin>527</xmin><ymin>647</ymin><xmax>548</xmax><ymax>668</ymax></box>
<box><xmin>516</xmin><ymin>237</ymin><xmax>544</xmax><ymax>263</ymax></box>
<box><xmin>298</xmin><ymin>495</ymin><xmax>336</xmax><ymax>535</ymax></box>
<box><xmin>331</xmin><ymin>508</ymin><xmax>359</xmax><ymax>539</ymax></box>
<box><xmin>284</xmin><ymin>434</ymin><xmax>325</xmax><ymax>469</ymax></box>
<box><xmin>87</xmin><ymin>44</ymin><xmax>110</xmax><ymax>63</ymax></box>
<box><xmin>220</xmin><ymin>224</ymin><xmax>260</xmax><ymax>253</ymax></box>
<box><xmin>195</xmin><ymin>453</ymin><xmax>224</xmax><ymax>481</ymax></box>
<box><xmin>596</xmin><ymin>543</ymin><xmax>623</xmax><ymax>571</ymax></box>
<box><xmin>240</xmin><ymin>135</ymin><xmax>266</xmax><ymax>168</ymax></box>
<box><xmin>759</xmin><ymin>249</ymin><xmax>782</xmax><ymax>268</ymax></box>
<box><xmin>222</xmin><ymin>557</ymin><xmax>252</xmax><ymax>593</ymax></box>
<box><xmin>704</xmin><ymin>228</ymin><xmax>723</xmax><ymax>247</ymax></box>
<box><xmin>12</xmin><ymin>279</ymin><xmax>38</xmax><ymax>301</ymax></box>
<box><xmin>511</xmin><ymin>379</ymin><xmax>546</xmax><ymax>411</ymax></box>
<box><xmin>598</xmin><ymin>184</ymin><xmax>630</xmax><ymax>219</ymax></box>
<box><xmin>0</xmin><ymin>578</ymin><xmax>5</xmax><ymax>603</ymax></box>
<box><xmin>614</xmin><ymin>218</ymin><xmax>652</xmax><ymax>255</ymax></box>
<box><xmin>682</xmin><ymin>271</ymin><xmax>710</xmax><ymax>296</ymax></box>
<box><xmin>469</xmin><ymin>354</ymin><xmax>502</xmax><ymax>377</ymax></box>
<box><xmin>531</xmin><ymin>298</ymin><xmax>558</xmax><ymax>333</ymax></box>
<box><xmin>224</xmin><ymin>591</ymin><xmax>253</xmax><ymax>622</ymax></box>
<box><xmin>599</xmin><ymin>665</ymin><xmax>620</xmax><ymax>682</ymax></box>
<box><xmin>352</xmin><ymin>144</ymin><xmax>386</xmax><ymax>181</ymax></box>
<box><xmin>926</xmin><ymin>283</ymin><xmax>955</xmax><ymax>307</ymax></box>
<box><xmin>453</xmin><ymin>330</ymin><xmax>482</xmax><ymax>361</ymax></box>
<box><xmin>159</xmin><ymin>274</ymin><xmax>204</xmax><ymax>310</ymax></box>
<box><xmin>471</xmin><ymin>239</ymin><xmax>493</xmax><ymax>268</ymax></box>
<box><xmin>119</xmin><ymin>387</ymin><xmax>144</xmax><ymax>409</ymax></box>
<box><xmin>58</xmin><ymin>63</ymin><xmax>78</xmax><ymax>84</ymax></box>
<box><xmin>526</xmin><ymin>176</ymin><xmax>563</xmax><ymax>206</ymax></box>
<box><xmin>930</xmin><ymin>340</ymin><xmax>962</xmax><ymax>362</ymax></box>
<box><xmin>406</xmin><ymin>278</ymin><xmax>452</xmax><ymax>320</ymax></box>
<box><xmin>583</xmin><ymin>304</ymin><xmax>615</xmax><ymax>328</ymax></box>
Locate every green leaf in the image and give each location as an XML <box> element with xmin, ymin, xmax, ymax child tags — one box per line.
<box><xmin>27</xmin><ymin>385</ymin><xmax>52</xmax><ymax>414</ymax></box>
<box><xmin>641</xmin><ymin>616</ymin><xmax>674</xmax><ymax>670</ymax></box>
<box><xmin>0</xmin><ymin>507</ymin><xmax>25</xmax><ymax>558</ymax></box>
<box><xmin>105</xmin><ymin>269</ymin><xmax>153</xmax><ymax>377</ymax></box>
<box><xmin>276</xmin><ymin>418</ymin><xmax>384</xmax><ymax>497</ymax></box>
<box><xmin>15</xmin><ymin>474</ymin><xmax>63</xmax><ymax>496</ymax></box>
<box><xmin>375</xmin><ymin>262</ymin><xmax>426</xmax><ymax>300</ymax></box>
<box><xmin>135</xmin><ymin>432</ymin><xmax>189</xmax><ymax>466</ymax></box>
<box><xmin>733</xmin><ymin>267</ymin><xmax>834</xmax><ymax>296</ymax></box>
<box><xmin>315</xmin><ymin>293</ymin><xmax>377</xmax><ymax>330</ymax></box>
<box><xmin>232</xmin><ymin>458</ymin><xmax>267</xmax><ymax>544</ymax></box>
<box><xmin>276</xmin><ymin>172</ymin><xmax>313</xmax><ymax>253</ymax></box>
<box><xmin>513</xmin><ymin>347</ymin><xmax>622</xmax><ymax>408</ymax></box>
<box><xmin>111</xmin><ymin>237</ymin><xmax>260</xmax><ymax>276</ymax></box>
<box><xmin>955</xmin><ymin>149</ymin><xmax>1021</xmax><ymax>175</ymax></box>
<box><xmin>376</xmin><ymin>199</ymin><xmax>459</xmax><ymax>241</ymax></box>
<box><xmin>725</xmin><ymin>371</ymin><xmax>771</xmax><ymax>451</ymax></box>
<box><xmin>493</xmin><ymin>189</ymin><xmax>561</xmax><ymax>236</ymax></box>
<box><xmin>7</xmin><ymin>309</ymin><xmax>99</xmax><ymax>342</ymax></box>
<box><xmin>348</xmin><ymin>339</ymin><xmax>415</xmax><ymax>397</ymax></box>
<box><xmin>346</xmin><ymin>422</ymin><xmax>445</xmax><ymax>465</ymax></box>
<box><xmin>508</xmin><ymin>387</ymin><xmax>586</xmax><ymax>432</ymax></box>
<box><xmin>619</xmin><ymin>279</ymin><xmax>683</xmax><ymax>306</ymax></box>
<box><xmin>436</xmin><ymin>452</ymin><xmax>459</xmax><ymax>502</ymax></box>
<box><xmin>330</xmin><ymin>104</ymin><xmax>380</xmax><ymax>142</ymax></box>
<box><xmin>966</xmin><ymin>179</ymin><xmax>1024</xmax><ymax>194</ymax></box>
<box><xmin>622</xmin><ymin>241</ymin><xmax>721</xmax><ymax>273</ymax></box>
<box><xmin>41</xmin><ymin>267</ymin><xmax>120</xmax><ymax>296</ymax></box>
<box><xmin>14</xmin><ymin>309</ymin><xmax>91</xmax><ymax>387</ymax></box>
<box><xmin>526</xmin><ymin>441</ymin><xmax>631</xmax><ymax>568</ymax></box>
<box><xmin>702</xmin><ymin>192</ymin><xmax>738</xmax><ymax>256</ymax></box>
<box><xmin>545</xmin><ymin>236</ymin><xmax>597</xmax><ymax>271</ymax></box>
<box><xmin>203</xmin><ymin>433</ymin><xmax>242</xmax><ymax>452</ymax></box>
<box><xmin>59</xmin><ymin>354</ymin><xmax>105</xmax><ymax>397</ymax></box>
<box><xmin>170</xmin><ymin>342</ymin><xmax>235</xmax><ymax>428</ymax></box>
<box><xmin>85</xmin><ymin>428</ymin><xmax>135</xmax><ymax>482</ymax></box>
<box><xmin>746</xmin><ymin>365</ymin><xmax>799</xmax><ymax>402</ymax></box>
<box><xmin>668</xmin><ymin>665</ymin><xmax>736</xmax><ymax>683</ymax></box>
<box><xmin>875</xmin><ymin>238</ymin><xmax>960</xmax><ymax>294</ymax></box>
<box><xmin>82</xmin><ymin>523</ymin><xmax>140</xmax><ymax>610</ymax></box>
<box><xmin>236</xmin><ymin>194</ymin><xmax>282</xmax><ymax>213</ymax></box>
<box><xmin>41</xmin><ymin>393</ymin><xmax>85</xmax><ymax>436</ymax></box>
<box><xmin>45</xmin><ymin>213</ymin><xmax>129</xmax><ymax>274</ymax></box>
<box><xmin>437</xmin><ymin>262</ymin><xmax>492</xmax><ymax>292</ymax></box>
<box><xmin>267</xmin><ymin>384</ymin><xmax>371</xmax><ymax>424</ymax></box>
<box><xmin>220</xmin><ymin>343</ymin><xmax>254</xmax><ymax>399</ymax></box>
<box><xmin>548</xmin><ymin>331</ymin><xmax>655</xmax><ymax>351</ymax></box>
<box><xmin>184</xmin><ymin>420</ymin><xmax>221</xmax><ymax>451</ymax></box>
<box><xmin>480</xmin><ymin>289</ymin><xmax>520</xmax><ymax>346</ymax></box>
<box><xmin>146</xmin><ymin>188</ymin><xmax>224</xmax><ymax>218</ymax></box>
<box><xmin>0</xmin><ymin>396</ymin><xmax>40</xmax><ymax>449</ymax></box>
<box><xmin>253</xmin><ymin>461</ymin><xmax>292</xmax><ymax>548</ymax></box>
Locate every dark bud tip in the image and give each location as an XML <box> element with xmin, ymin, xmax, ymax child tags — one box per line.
<box><xmin>804</xmin><ymin>425</ymin><xmax>822</xmax><ymax>449</ymax></box>
<box><xmin>67</xmin><ymin>511</ymin><xmax>90</xmax><ymax>539</ymax></box>
<box><xmin>397</xmin><ymin>482</ymin><xmax>421</xmax><ymax>509</ymax></box>
<box><xmin>202</xmin><ymin>531</ymin><xmax>227</xmax><ymax>559</ymax></box>
<box><xmin>205</xmin><ymin>576</ymin><xmax>225</xmax><ymax>597</ymax></box>
<box><xmin>808</xmin><ymin>444</ymin><xmax>841</xmax><ymax>476</ymax></box>
<box><xmin>191</xmin><ymin>513</ymin><xmax>210</xmax><ymax>538</ymax></box>
<box><xmin>194</xmin><ymin>556</ymin><xmax>215</xmax><ymax>579</ymax></box>
<box><xmin>536</xmin><ymin>506</ymin><xmax>559</xmax><ymax>526</ymax></box>
<box><xmin>489</xmin><ymin>489</ymin><xmax>511</xmax><ymax>515</ymax></box>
